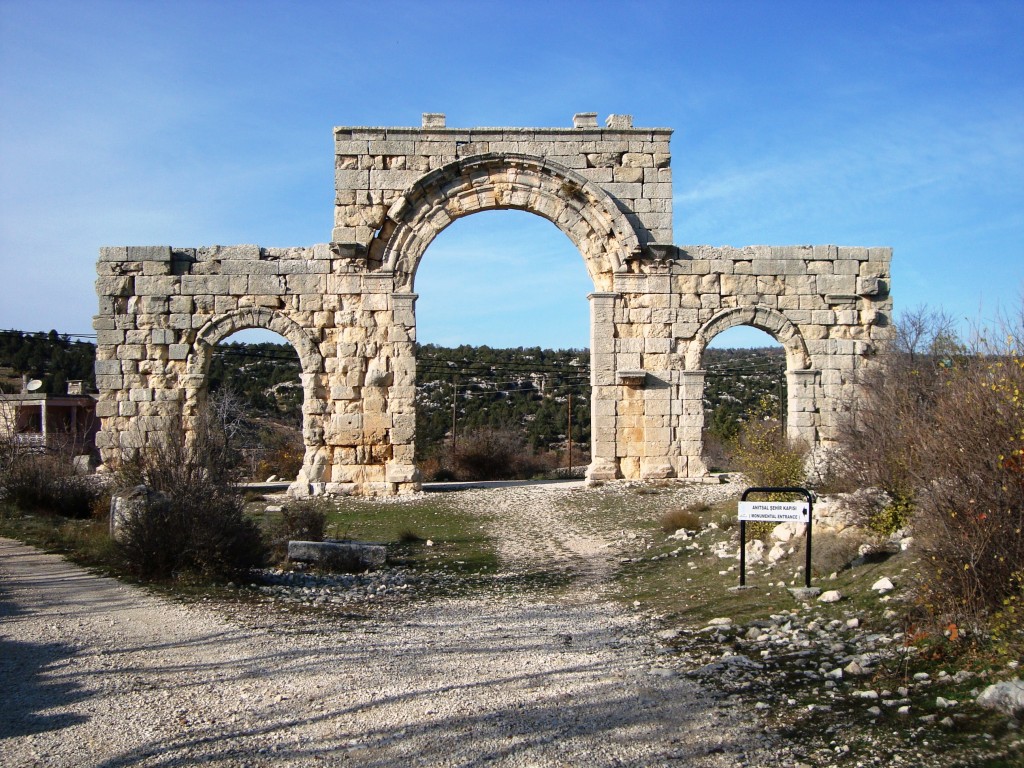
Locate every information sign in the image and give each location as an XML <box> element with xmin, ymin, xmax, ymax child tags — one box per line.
<box><xmin>738</xmin><ymin>500</ymin><xmax>810</xmax><ymax>523</ymax></box>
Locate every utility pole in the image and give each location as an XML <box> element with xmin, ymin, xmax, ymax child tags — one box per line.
<box><xmin>451</xmin><ymin>375</ymin><xmax>458</xmax><ymax>451</ymax></box>
<box><xmin>567</xmin><ymin>392</ymin><xmax>573</xmax><ymax>476</ymax></box>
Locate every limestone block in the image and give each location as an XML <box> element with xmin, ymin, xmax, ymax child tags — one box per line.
<box><xmin>127</xmin><ymin>246</ymin><xmax>171</xmax><ymax>261</ymax></box>
<box><xmin>95</xmin><ymin>275</ymin><xmax>134</xmax><ymax>298</ymax></box>
<box><xmin>99</xmin><ymin>246</ymin><xmax>129</xmax><ymax>262</ymax></box>
<box><xmin>180</xmin><ymin>275</ymin><xmax>230</xmax><ymax>295</ymax></box>
<box><xmin>96</xmin><ymin>329</ymin><xmax>126</xmax><ymax>345</ymax></box>
<box><xmin>288</xmin><ymin>540</ymin><xmax>386</xmax><ymax>571</ymax></box>
<box><xmin>247</xmin><ymin>275</ymin><xmax>285</xmax><ymax>295</ymax></box>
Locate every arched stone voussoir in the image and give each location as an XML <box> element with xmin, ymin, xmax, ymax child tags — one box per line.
<box><xmin>186</xmin><ymin>308</ymin><xmax>324</xmax><ymax>376</ymax></box>
<box><xmin>371</xmin><ymin>153</ymin><xmax>642</xmax><ymax>291</ymax></box>
<box><xmin>688</xmin><ymin>305</ymin><xmax>811</xmax><ymax>371</ymax></box>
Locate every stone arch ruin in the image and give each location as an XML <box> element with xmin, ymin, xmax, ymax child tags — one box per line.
<box><xmin>94</xmin><ymin>112</ymin><xmax>893</xmax><ymax>495</ymax></box>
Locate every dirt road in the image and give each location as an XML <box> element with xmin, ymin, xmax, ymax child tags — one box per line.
<box><xmin>1</xmin><ymin>482</ymin><xmax>777</xmax><ymax>767</ymax></box>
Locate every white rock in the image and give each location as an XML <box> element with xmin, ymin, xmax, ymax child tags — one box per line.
<box><xmin>707</xmin><ymin>617</ymin><xmax>733</xmax><ymax>627</ymax></box>
<box><xmin>768</xmin><ymin>543</ymin><xmax>788</xmax><ymax>563</ymax></box>
<box><xmin>818</xmin><ymin>590</ymin><xmax>842</xmax><ymax>603</ymax></box>
<box><xmin>744</xmin><ymin>539</ymin><xmax>765</xmax><ymax>565</ymax></box>
<box><xmin>976</xmin><ymin>678</ymin><xmax>1024</xmax><ymax>718</ymax></box>
<box><xmin>846</xmin><ymin>617</ymin><xmax>860</xmax><ymax>628</ymax></box>
<box><xmin>771</xmin><ymin>522</ymin><xmax>802</xmax><ymax>542</ymax></box>
<box><xmin>844</xmin><ymin>661</ymin><xmax>866</xmax><ymax>676</ymax></box>
<box><xmin>897</xmin><ymin>705</ymin><xmax>911</xmax><ymax>716</ymax></box>
<box><xmin>872</xmin><ymin>577</ymin><xmax>894</xmax><ymax>593</ymax></box>
<box><xmin>867</xmin><ymin>706</ymin><xmax>881</xmax><ymax>716</ymax></box>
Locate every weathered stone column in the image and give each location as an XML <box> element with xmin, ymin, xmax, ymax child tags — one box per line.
<box><xmin>587</xmin><ymin>292</ymin><xmax>619</xmax><ymax>481</ymax></box>
<box><xmin>386</xmin><ymin>292</ymin><xmax>420</xmax><ymax>491</ymax></box>
<box><xmin>679</xmin><ymin>370</ymin><xmax>707</xmax><ymax>478</ymax></box>
<box><xmin>786</xmin><ymin>369</ymin><xmax>820</xmax><ymax>447</ymax></box>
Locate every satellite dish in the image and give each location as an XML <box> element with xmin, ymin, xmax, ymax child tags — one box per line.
<box><xmin>26</xmin><ymin>379</ymin><xmax>43</xmax><ymax>392</ymax></box>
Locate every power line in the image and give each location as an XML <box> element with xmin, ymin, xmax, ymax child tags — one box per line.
<box><xmin>0</xmin><ymin>328</ymin><xmax>97</xmax><ymax>340</ymax></box>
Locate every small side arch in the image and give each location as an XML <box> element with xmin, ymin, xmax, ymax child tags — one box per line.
<box><xmin>686</xmin><ymin>306</ymin><xmax>810</xmax><ymax>371</ymax></box>
<box><xmin>186</xmin><ymin>308</ymin><xmax>324</xmax><ymax>377</ymax></box>
<box><xmin>183</xmin><ymin>308</ymin><xmax>328</xmax><ymax>490</ymax></box>
<box><xmin>368</xmin><ymin>153</ymin><xmax>642</xmax><ymax>292</ymax></box>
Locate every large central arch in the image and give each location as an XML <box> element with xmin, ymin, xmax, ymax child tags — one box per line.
<box><xmin>368</xmin><ymin>154</ymin><xmax>641</xmax><ymax>291</ymax></box>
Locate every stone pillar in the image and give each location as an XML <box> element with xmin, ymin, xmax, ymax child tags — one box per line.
<box><xmin>639</xmin><ymin>373</ymin><xmax>675</xmax><ymax>479</ymax></box>
<box><xmin>587</xmin><ymin>292</ymin><xmax>619</xmax><ymax>481</ymax></box>
<box><xmin>679</xmin><ymin>370</ymin><xmax>707</xmax><ymax>478</ymax></box>
<box><xmin>386</xmin><ymin>292</ymin><xmax>420</xmax><ymax>490</ymax></box>
<box><xmin>786</xmin><ymin>369</ymin><xmax>820</xmax><ymax>447</ymax></box>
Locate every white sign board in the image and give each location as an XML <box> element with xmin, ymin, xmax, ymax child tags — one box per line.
<box><xmin>738</xmin><ymin>501</ymin><xmax>810</xmax><ymax>523</ymax></box>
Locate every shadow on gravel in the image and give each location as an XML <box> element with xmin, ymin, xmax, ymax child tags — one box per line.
<box><xmin>0</xmin><ymin>637</ymin><xmax>90</xmax><ymax>739</ymax></box>
<box><xmin>85</xmin><ymin>605</ymin><xmax>752</xmax><ymax>767</ymax></box>
<box><xmin>88</xmin><ymin>675</ymin><xmax>748</xmax><ymax>767</ymax></box>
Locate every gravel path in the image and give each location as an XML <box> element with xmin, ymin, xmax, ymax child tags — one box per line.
<box><xmin>1</xmin><ymin>481</ymin><xmax>777</xmax><ymax>767</ymax></box>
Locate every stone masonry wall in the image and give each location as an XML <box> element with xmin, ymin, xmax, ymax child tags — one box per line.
<box><xmin>95</xmin><ymin>114</ymin><xmax>893</xmax><ymax>495</ymax></box>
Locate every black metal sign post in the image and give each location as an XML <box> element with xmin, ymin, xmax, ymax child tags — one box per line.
<box><xmin>738</xmin><ymin>486</ymin><xmax>814</xmax><ymax>588</ymax></box>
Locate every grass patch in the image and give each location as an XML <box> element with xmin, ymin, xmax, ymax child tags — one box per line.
<box><xmin>0</xmin><ymin>504</ymin><xmax>118</xmax><ymax>573</ymax></box>
<box><xmin>254</xmin><ymin>495</ymin><xmax>501</xmax><ymax>577</ymax></box>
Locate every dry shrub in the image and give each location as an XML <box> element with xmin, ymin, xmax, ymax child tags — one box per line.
<box><xmin>839</xmin><ymin>306</ymin><xmax>1024</xmax><ymax>630</ymax></box>
<box><xmin>836</xmin><ymin>307</ymin><xmax>959</xmax><ymax>507</ymax></box>
<box><xmin>444</xmin><ymin>428</ymin><xmax>553</xmax><ymax>481</ymax></box>
<box><xmin>251</xmin><ymin>425</ymin><xmax>305</xmax><ymax>481</ymax></box>
<box><xmin>663</xmin><ymin>505</ymin><xmax>704</xmax><ymax>536</ymax></box>
<box><xmin>0</xmin><ymin>448</ymin><xmax>99</xmax><ymax>518</ymax></box>
<box><xmin>113</xmin><ymin>411</ymin><xmax>264</xmax><ymax>581</ymax></box>
<box><xmin>268</xmin><ymin>499</ymin><xmax>328</xmax><ymax>561</ymax></box>
<box><xmin>807</xmin><ymin>532</ymin><xmax>868</xmax><ymax>577</ymax></box>
<box><xmin>911</xmin><ymin>345</ymin><xmax>1024</xmax><ymax>627</ymax></box>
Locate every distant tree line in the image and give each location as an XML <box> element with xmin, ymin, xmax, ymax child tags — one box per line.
<box><xmin>0</xmin><ymin>331</ymin><xmax>788</xmax><ymax>459</ymax></box>
<box><xmin>0</xmin><ymin>330</ymin><xmax>96</xmax><ymax>395</ymax></box>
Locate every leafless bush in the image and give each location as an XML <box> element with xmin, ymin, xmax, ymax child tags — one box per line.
<box><xmin>805</xmin><ymin>532</ymin><xmax>869</xmax><ymax>577</ymax></box>
<box><xmin>0</xmin><ymin>451</ymin><xmax>99</xmax><ymax>517</ymax></box>
<box><xmin>112</xmin><ymin>407</ymin><xmax>264</xmax><ymax>581</ymax></box>
<box><xmin>433</xmin><ymin>428</ymin><xmax>554</xmax><ymax>481</ymax></box>
<box><xmin>836</xmin><ymin>307</ymin><xmax>960</xmax><ymax>505</ymax></box>
<box><xmin>837</xmin><ymin>306</ymin><xmax>1024</xmax><ymax>629</ymax></box>
<box><xmin>910</xmin><ymin>343</ymin><xmax>1024</xmax><ymax>627</ymax></box>
<box><xmin>268</xmin><ymin>499</ymin><xmax>328</xmax><ymax>561</ymax></box>
<box><xmin>0</xmin><ymin>410</ymin><xmax>100</xmax><ymax>518</ymax></box>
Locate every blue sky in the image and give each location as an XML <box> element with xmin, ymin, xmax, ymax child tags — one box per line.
<box><xmin>1</xmin><ymin>0</ymin><xmax>1021</xmax><ymax>349</ymax></box>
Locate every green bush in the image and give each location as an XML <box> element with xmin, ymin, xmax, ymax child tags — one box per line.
<box><xmin>867</xmin><ymin>495</ymin><xmax>913</xmax><ymax>536</ymax></box>
<box><xmin>730</xmin><ymin>400</ymin><xmax>807</xmax><ymax>490</ymax></box>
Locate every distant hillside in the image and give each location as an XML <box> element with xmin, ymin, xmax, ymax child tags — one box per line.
<box><xmin>0</xmin><ymin>330</ymin><xmax>96</xmax><ymax>395</ymax></box>
<box><xmin>0</xmin><ymin>331</ymin><xmax>787</xmax><ymax>458</ymax></box>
